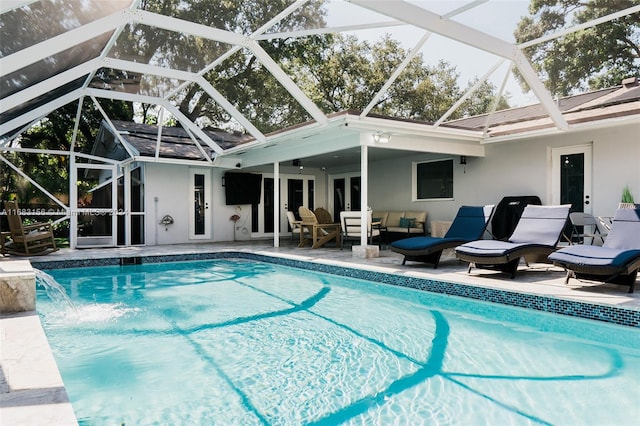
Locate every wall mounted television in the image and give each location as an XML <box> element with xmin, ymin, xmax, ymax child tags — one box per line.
<box><xmin>224</xmin><ymin>172</ymin><xmax>262</xmax><ymax>205</ymax></box>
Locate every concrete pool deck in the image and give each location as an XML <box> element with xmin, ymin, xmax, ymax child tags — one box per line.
<box><xmin>1</xmin><ymin>240</ymin><xmax>639</xmax><ymax>425</ymax></box>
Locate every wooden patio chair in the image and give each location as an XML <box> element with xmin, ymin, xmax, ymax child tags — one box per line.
<box><xmin>2</xmin><ymin>200</ymin><xmax>58</xmax><ymax>256</ymax></box>
<box><xmin>298</xmin><ymin>206</ymin><xmax>340</xmax><ymax>248</ymax></box>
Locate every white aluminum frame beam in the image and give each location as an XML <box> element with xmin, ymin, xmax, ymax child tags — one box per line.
<box><xmin>85</xmin><ymin>87</ymin><xmax>222</xmax><ymax>154</ymax></box>
<box><xmin>519</xmin><ymin>5</ymin><xmax>640</xmax><ymax>48</ymax></box>
<box><xmin>195</xmin><ymin>77</ymin><xmax>266</xmax><ymax>142</ymax></box>
<box><xmin>349</xmin><ymin>0</ymin><xmax>568</xmax><ymax>130</ymax></box>
<box><xmin>256</xmin><ymin>20</ymin><xmax>406</xmax><ymax>40</ymax></box>
<box><xmin>248</xmin><ymin>40</ymin><xmax>328</xmax><ymax>126</ymax></box>
<box><xmin>0</xmin><ymin>88</ymin><xmax>84</xmax><ymax>136</ymax></box>
<box><xmin>1</xmin><ymin>58</ymin><xmax>102</xmax><ymax>112</ymax></box>
<box><xmin>361</xmin><ymin>31</ymin><xmax>431</xmax><ymax>117</ymax></box>
<box><xmin>91</xmin><ymin>95</ymin><xmax>138</xmax><ymax>159</ymax></box>
<box><xmin>0</xmin><ymin>0</ymin><xmax>38</xmax><ymax>13</ymax></box>
<box><xmin>435</xmin><ymin>59</ymin><xmax>505</xmax><ymax>126</ymax></box>
<box><xmin>0</xmin><ymin>9</ymin><xmax>134</xmax><ymax>75</ymax></box>
<box><xmin>0</xmin><ymin>154</ymin><xmax>68</xmax><ymax>210</ymax></box>
<box><xmin>1</xmin><ymin>9</ymin><xmax>248</xmax><ymax>78</ymax></box>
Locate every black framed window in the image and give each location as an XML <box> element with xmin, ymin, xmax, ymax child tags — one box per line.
<box><xmin>414</xmin><ymin>159</ymin><xmax>454</xmax><ymax>200</ymax></box>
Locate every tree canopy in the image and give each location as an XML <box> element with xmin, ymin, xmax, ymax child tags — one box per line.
<box><xmin>515</xmin><ymin>0</ymin><xmax>640</xmax><ymax>96</ymax></box>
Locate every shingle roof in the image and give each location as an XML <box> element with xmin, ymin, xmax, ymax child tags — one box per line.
<box><xmin>445</xmin><ymin>80</ymin><xmax>640</xmax><ymax>136</ymax></box>
<box><xmin>99</xmin><ymin>121</ymin><xmax>253</xmax><ymax>161</ymax></box>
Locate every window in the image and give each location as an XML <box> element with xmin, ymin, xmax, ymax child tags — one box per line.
<box><xmin>414</xmin><ymin>159</ymin><xmax>454</xmax><ymax>200</ymax></box>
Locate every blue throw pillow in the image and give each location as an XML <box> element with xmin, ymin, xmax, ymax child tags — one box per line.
<box><xmin>399</xmin><ymin>217</ymin><xmax>416</xmax><ymax>228</ymax></box>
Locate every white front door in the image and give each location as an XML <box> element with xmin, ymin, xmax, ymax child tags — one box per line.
<box><xmin>189</xmin><ymin>168</ymin><xmax>211</xmax><ymax>239</ymax></box>
<box><xmin>551</xmin><ymin>144</ymin><xmax>593</xmax><ymax>214</ymax></box>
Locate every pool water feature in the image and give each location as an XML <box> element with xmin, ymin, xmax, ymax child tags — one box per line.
<box><xmin>38</xmin><ymin>259</ymin><xmax>640</xmax><ymax>425</ymax></box>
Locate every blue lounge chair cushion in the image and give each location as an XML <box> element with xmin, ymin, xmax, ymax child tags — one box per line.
<box><xmin>444</xmin><ymin>205</ymin><xmax>493</xmax><ymax>239</ymax></box>
<box><xmin>392</xmin><ymin>236</ymin><xmax>468</xmax><ymax>251</ymax></box>
<box><xmin>391</xmin><ymin>205</ymin><xmax>492</xmax><ymax>252</ymax></box>
<box><xmin>549</xmin><ymin>246</ymin><xmax>640</xmax><ymax>268</ymax></box>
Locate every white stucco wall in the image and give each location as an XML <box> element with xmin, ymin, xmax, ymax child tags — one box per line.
<box><xmin>144</xmin><ymin>163</ymin><xmax>190</xmax><ymax>245</ymax></box>
<box><xmin>141</xmin><ymin>121</ymin><xmax>637</xmax><ymax>245</ymax></box>
<box><xmin>144</xmin><ymin>163</ymin><xmax>240</xmax><ymax>244</ymax></box>
<box><xmin>369</xmin><ymin>122</ymin><xmax>639</xmax><ymax>231</ymax></box>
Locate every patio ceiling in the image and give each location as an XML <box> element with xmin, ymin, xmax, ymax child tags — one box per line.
<box><xmin>1</xmin><ymin>0</ymin><xmax>639</xmax><ymax>166</ymax></box>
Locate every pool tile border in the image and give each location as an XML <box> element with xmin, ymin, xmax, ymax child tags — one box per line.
<box><xmin>31</xmin><ymin>251</ymin><xmax>640</xmax><ymax>328</ymax></box>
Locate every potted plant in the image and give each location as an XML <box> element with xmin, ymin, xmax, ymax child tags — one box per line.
<box><xmin>619</xmin><ymin>186</ymin><xmax>636</xmax><ymax>209</ymax></box>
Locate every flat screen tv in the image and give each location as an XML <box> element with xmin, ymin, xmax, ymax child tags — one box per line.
<box><xmin>224</xmin><ymin>172</ymin><xmax>262</xmax><ymax>205</ymax></box>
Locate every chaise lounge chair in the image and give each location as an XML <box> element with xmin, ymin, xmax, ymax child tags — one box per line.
<box><xmin>548</xmin><ymin>207</ymin><xmax>640</xmax><ymax>293</ymax></box>
<box><xmin>390</xmin><ymin>205</ymin><xmax>495</xmax><ymax>268</ymax></box>
<box><xmin>2</xmin><ymin>200</ymin><xmax>58</xmax><ymax>256</ymax></box>
<box><xmin>455</xmin><ymin>204</ymin><xmax>571</xmax><ymax>278</ymax></box>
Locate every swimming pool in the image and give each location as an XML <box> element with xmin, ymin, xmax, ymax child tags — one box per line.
<box><xmin>39</xmin><ymin>258</ymin><xmax>640</xmax><ymax>425</ymax></box>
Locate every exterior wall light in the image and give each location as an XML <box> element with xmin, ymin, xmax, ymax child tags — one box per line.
<box><xmin>373</xmin><ymin>131</ymin><xmax>391</xmax><ymax>144</ymax></box>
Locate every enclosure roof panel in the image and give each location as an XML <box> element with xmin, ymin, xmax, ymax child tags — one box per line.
<box><xmin>1</xmin><ymin>0</ymin><xmax>638</xmax><ymax>157</ymax></box>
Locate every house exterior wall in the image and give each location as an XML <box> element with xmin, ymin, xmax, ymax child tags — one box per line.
<box><xmin>144</xmin><ymin>164</ymin><xmax>256</xmax><ymax>244</ymax></box>
<box><xmin>144</xmin><ymin>163</ymin><xmax>331</xmax><ymax>244</ymax></box>
<box><xmin>368</xmin><ymin>122</ymin><xmax>639</xmax><ymax>232</ymax></box>
<box><xmin>141</xmin><ymin>122</ymin><xmax>637</xmax><ymax>245</ymax></box>
<box><xmin>144</xmin><ymin>163</ymin><xmax>191</xmax><ymax>245</ymax></box>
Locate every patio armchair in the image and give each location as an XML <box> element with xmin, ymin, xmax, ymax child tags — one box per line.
<box><xmin>455</xmin><ymin>204</ymin><xmax>571</xmax><ymax>278</ymax></box>
<box><xmin>2</xmin><ymin>200</ymin><xmax>58</xmax><ymax>256</ymax></box>
<box><xmin>286</xmin><ymin>211</ymin><xmax>306</xmax><ymax>243</ymax></box>
<box><xmin>339</xmin><ymin>211</ymin><xmax>381</xmax><ymax>249</ymax></box>
<box><xmin>548</xmin><ymin>207</ymin><xmax>640</xmax><ymax>293</ymax></box>
<box><xmin>390</xmin><ymin>205</ymin><xmax>494</xmax><ymax>268</ymax></box>
<box><xmin>314</xmin><ymin>207</ymin><xmax>333</xmax><ymax>224</ymax></box>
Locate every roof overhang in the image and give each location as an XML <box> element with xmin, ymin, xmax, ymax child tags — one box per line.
<box><xmin>226</xmin><ymin>112</ymin><xmax>486</xmax><ymax>169</ymax></box>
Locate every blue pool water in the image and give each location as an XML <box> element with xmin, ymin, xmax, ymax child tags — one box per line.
<box><xmin>38</xmin><ymin>259</ymin><xmax>640</xmax><ymax>425</ymax></box>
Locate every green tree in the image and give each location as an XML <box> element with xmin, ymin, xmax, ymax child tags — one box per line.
<box><xmin>110</xmin><ymin>2</ymin><xmax>504</xmax><ymax>130</ymax></box>
<box><xmin>2</xmin><ymin>99</ymin><xmax>133</xmax><ymax>204</ymax></box>
<box><xmin>293</xmin><ymin>35</ymin><xmax>507</xmax><ymax>122</ymax></box>
<box><xmin>515</xmin><ymin>0</ymin><xmax>640</xmax><ymax>96</ymax></box>
<box><xmin>106</xmin><ymin>0</ymin><xmax>329</xmax><ymax>133</ymax></box>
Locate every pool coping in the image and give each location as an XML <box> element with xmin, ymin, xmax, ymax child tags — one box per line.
<box><xmin>0</xmin><ymin>311</ymin><xmax>77</xmax><ymax>426</ymax></box>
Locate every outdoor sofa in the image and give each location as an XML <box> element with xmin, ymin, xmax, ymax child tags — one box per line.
<box><xmin>371</xmin><ymin>210</ymin><xmax>428</xmax><ymax>241</ymax></box>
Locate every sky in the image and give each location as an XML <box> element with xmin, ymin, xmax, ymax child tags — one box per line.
<box><xmin>324</xmin><ymin>0</ymin><xmax>538</xmax><ymax>107</ymax></box>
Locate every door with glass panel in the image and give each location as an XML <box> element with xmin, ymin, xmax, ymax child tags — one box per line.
<box><xmin>260</xmin><ymin>175</ymin><xmax>314</xmax><ymax>236</ymax></box>
<box><xmin>330</xmin><ymin>173</ymin><xmax>361</xmax><ymax>221</ymax></box>
<box><xmin>551</xmin><ymin>144</ymin><xmax>593</xmax><ymax>242</ymax></box>
<box><xmin>190</xmin><ymin>169</ymin><xmax>211</xmax><ymax>239</ymax></box>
